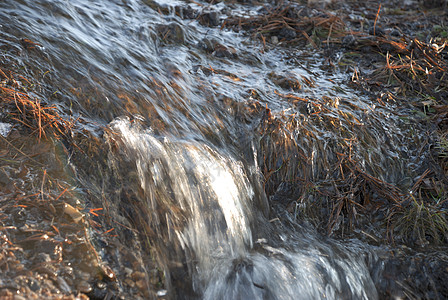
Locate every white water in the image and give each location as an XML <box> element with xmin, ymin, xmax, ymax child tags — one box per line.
<box><xmin>0</xmin><ymin>122</ymin><xmax>12</xmax><ymax>137</ymax></box>
<box><xmin>109</xmin><ymin>118</ymin><xmax>378</xmax><ymax>299</ymax></box>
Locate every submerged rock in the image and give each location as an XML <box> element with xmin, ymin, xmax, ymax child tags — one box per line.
<box><xmin>199</xmin><ymin>10</ymin><xmax>220</xmax><ymax>27</ymax></box>
<box><xmin>156</xmin><ymin>22</ymin><xmax>185</xmax><ymax>44</ymax></box>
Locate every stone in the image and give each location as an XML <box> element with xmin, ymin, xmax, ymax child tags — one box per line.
<box><xmin>77</xmin><ymin>281</ymin><xmax>92</xmax><ymax>294</ymax></box>
<box><xmin>199</xmin><ymin>11</ymin><xmax>220</xmax><ymax>27</ymax></box>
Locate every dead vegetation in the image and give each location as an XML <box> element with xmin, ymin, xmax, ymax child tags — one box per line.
<box><xmin>0</xmin><ymin>67</ymin><xmax>75</xmax><ymax>139</ymax></box>
<box><xmin>224</xmin><ymin>4</ymin><xmax>346</xmax><ymax>47</ymax></box>
<box><xmin>352</xmin><ymin>38</ymin><xmax>448</xmax><ymax>103</ymax></box>
<box><xmin>256</xmin><ymin>104</ymin><xmax>448</xmax><ymax>245</ymax></box>
<box><xmin>221</xmin><ymin>0</ymin><xmax>448</xmax><ymax>246</ymax></box>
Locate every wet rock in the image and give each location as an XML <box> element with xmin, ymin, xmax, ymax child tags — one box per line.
<box><xmin>14</xmin><ymin>262</ymin><xmax>25</xmax><ymax>272</ymax></box>
<box><xmin>0</xmin><ymin>289</ymin><xmax>14</xmax><ymax>298</ymax></box>
<box><xmin>33</xmin><ymin>253</ymin><xmax>51</xmax><ymax>264</ymax></box>
<box><xmin>284</xmin><ymin>5</ymin><xmax>307</xmax><ymax>19</ymax></box>
<box><xmin>379</xmin><ymin>42</ymin><xmax>397</xmax><ymax>53</ymax></box>
<box><xmin>197</xmin><ymin>38</ymin><xmax>215</xmax><ymax>53</ymax></box>
<box><xmin>99</xmin><ymin>265</ymin><xmax>116</xmax><ymax>282</ymax></box>
<box><xmin>124</xmin><ymin>278</ymin><xmax>135</xmax><ymax>287</ymax></box>
<box><xmin>135</xmin><ymin>279</ymin><xmax>149</xmax><ymax>291</ymax></box>
<box><xmin>279</xmin><ymin>27</ymin><xmax>297</xmax><ymax>40</ymax></box>
<box><xmin>124</xmin><ymin>267</ymin><xmax>133</xmax><ymax>277</ymax></box>
<box><xmin>96</xmin><ymin>281</ymin><xmax>107</xmax><ymax>290</ymax></box>
<box><xmin>199</xmin><ymin>10</ymin><xmax>220</xmax><ymax>27</ymax></box>
<box><xmin>63</xmin><ymin>203</ymin><xmax>84</xmax><ymax>223</ymax></box>
<box><xmin>77</xmin><ymin>271</ymin><xmax>91</xmax><ymax>282</ymax></box>
<box><xmin>225</xmin><ymin>258</ymin><xmax>270</xmax><ymax>299</ymax></box>
<box><xmin>28</xmin><ymin>278</ymin><xmax>40</xmax><ymax>292</ymax></box>
<box><xmin>77</xmin><ymin>280</ymin><xmax>92</xmax><ymax>293</ymax></box>
<box><xmin>64</xmin><ymin>277</ymin><xmax>74</xmax><ymax>288</ymax></box>
<box><xmin>390</xmin><ymin>29</ymin><xmax>401</xmax><ymax>37</ymax></box>
<box><xmin>198</xmin><ymin>38</ymin><xmax>237</xmax><ymax>58</ymax></box>
<box><xmin>156</xmin><ymin>23</ymin><xmax>185</xmax><ymax>44</ymax></box>
<box><xmin>177</xmin><ymin>5</ymin><xmax>197</xmax><ymax>19</ymax></box>
<box><xmin>60</xmin><ymin>265</ymin><xmax>74</xmax><ymax>277</ymax></box>
<box><xmin>231</xmin><ymin>258</ymin><xmax>253</xmax><ymax>275</ymax></box>
<box><xmin>213</xmin><ymin>44</ymin><xmax>237</xmax><ymax>59</ymax></box>
<box><xmin>57</xmin><ymin>277</ymin><xmax>71</xmax><ymax>294</ymax></box>
<box><xmin>342</xmin><ymin>34</ymin><xmax>357</xmax><ymax>47</ymax></box>
<box><xmin>268</xmin><ymin>71</ymin><xmax>301</xmax><ymax>91</ymax></box>
<box><xmin>36</xmin><ymin>266</ymin><xmax>57</xmax><ymax>279</ymax></box>
<box><xmin>86</xmin><ymin>281</ymin><xmax>109</xmax><ymax>300</ymax></box>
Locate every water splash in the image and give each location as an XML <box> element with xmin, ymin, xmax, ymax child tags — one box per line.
<box><xmin>108</xmin><ymin>118</ymin><xmax>378</xmax><ymax>299</ymax></box>
<box><xmin>0</xmin><ymin>122</ymin><xmax>12</xmax><ymax>137</ymax></box>
<box><xmin>109</xmin><ymin>118</ymin><xmax>254</xmax><ymax>277</ymax></box>
<box><xmin>204</xmin><ymin>248</ymin><xmax>378</xmax><ymax>300</ymax></box>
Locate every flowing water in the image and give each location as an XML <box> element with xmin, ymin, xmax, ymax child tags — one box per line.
<box><xmin>0</xmin><ymin>0</ymin><xmax>434</xmax><ymax>299</ymax></box>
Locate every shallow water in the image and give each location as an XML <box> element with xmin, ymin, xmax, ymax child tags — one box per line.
<box><xmin>0</xmin><ymin>0</ymin><xmax>434</xmax><ymax>298</ymax></box>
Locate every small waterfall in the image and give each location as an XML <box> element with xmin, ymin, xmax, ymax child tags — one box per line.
<box><xmin>108</xmin><ymin>117</ymin><xmax>378</xmax><ymax>299</ymax></box>
<box><xmin>108</xmin><ymin>118</ymin><xmax>256</xmax><ymax>292</ymax></box>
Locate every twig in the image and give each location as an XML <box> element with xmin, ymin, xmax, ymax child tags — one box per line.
<box><xmin>373</xmin><ymin>3</ymin><xmax>381</xmax><ymax>36</ymax></box>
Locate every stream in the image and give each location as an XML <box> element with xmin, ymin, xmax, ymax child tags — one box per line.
<box><xmin>0</xmin><ymin>0</ymin><xmax>443</xmax><ymax>299</ymax></box>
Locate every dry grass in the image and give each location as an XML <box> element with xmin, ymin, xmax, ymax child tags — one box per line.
<box><xmin>255</xmin><ymin>99</ymin><xmax>448</xmax><ymax>244</ymax></box>
<box><xmin>222</xmin><ymin>1</ymin><xmax>448</xmax><ymax>245</ymax></box>
<box><xmin>0</xmin><ymin>67</ymin><xmax>75</xmax><ymax>139</ymax></box>
<box><xmin>388</xmin><ymin>193</ymin><xmax>448</xmax><ymax>246</ymax></box>
<box><xmin>225</xmin><ymin>4</ymin><xmax>346</xmax><ymax>47</ymax></box>
<box><xmin>360</xmin><ymin>39</ymin><xmax>448</xmax><ymax>101</ymax></box>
